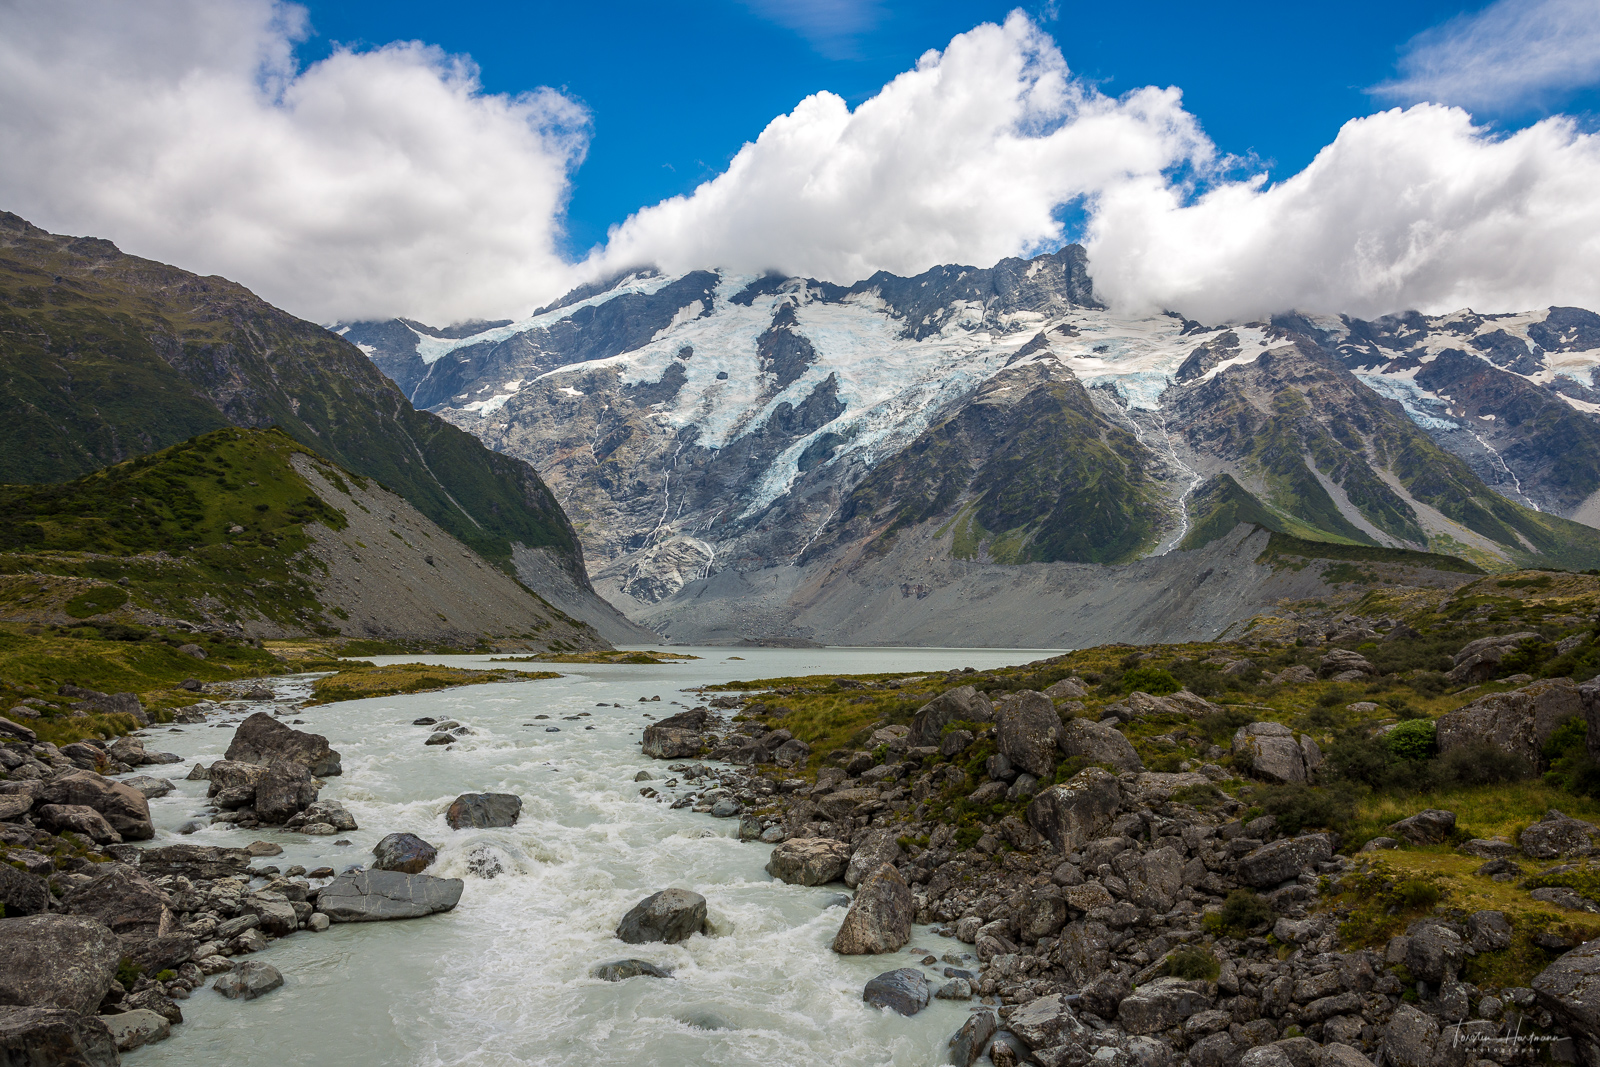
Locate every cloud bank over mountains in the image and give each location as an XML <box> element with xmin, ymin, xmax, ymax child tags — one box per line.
<box><xmin>1</xmin><ymin>0</ymin><xmax>1597</xmax><ymax>325</ymax></box>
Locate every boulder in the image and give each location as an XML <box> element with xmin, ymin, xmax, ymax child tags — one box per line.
<box><xmin>1389</xmin><ymin>809</ymin><xmax>1457</xmax><ymax>845</ymax></box>
<box><xmin>213</xmin><ymin>960</ymin><xmax>284</xmax><ymax>1000</ymax></box>
<box><xmin>1118</xmin><ymin>977</ymin><xmax>1214</xmax><ymax>1035</ymax></box>
<box><xmin>445</xmin><ymin>792</ymin><xmax>522</xmax><ymax>829</ymax></box>
<box><xmin>772</xmin><ymin>738</ymin><xmax>811</xmax><ymax>767</ymax></box>
<box><xmin>1232</xmin><ymin>722</ymin><xmax>1308</xmax><ymax>783</ymax></box>
<box><xmin>135</xmin><ymin>844</ymin><xmax>252</xmax><ymax>881</ymax></box>
<box><xmin>844</xmin><ymin>830</ymin><xmax>905</xmax><ymax>890</ymax></box>
<box><xmin>615</xmin><ymin>888</ymin><xmax>707</xmax><ymax>945</ymax></box>
<box><xmin>832</xmin><ymin>864</ymin><xmax>913</xmax><ymax>954</ymax></box>
<box><xmin>909</xmin><ymin>686</ymin><xmax>994</xmax><ymax>748</ymax></box>
<box><xmin>1045</xmin><ymin>677</ymin><xmax>1089</xmax><ymax>701</ymax></box>
<box><xmin>316</xmin><ymin>869</ymin><xmax>464</xmax><ymax>922</ymax></box>
<box><xmin>58</xmin><ymin>685</ymin><xmax>149</xmax><ymax>726</ymax></box>
<box><xmin>1520</xmin><ymin>810</ymin><xmax>1599</xmax><ymax>859</ymax></box>
<box><xmin>940</xmin><ymin>729</ymin><xmax>975</xmax><ymax>757</ymax></box>
<box><xmin>817</xmin><ymin>788</ymin><xmax>878</xmax><ymax>823</ymax></box>
<box><xmin>35</xmin><ymin>769</ymin><xmax>152</xmax><ymax>840</ymax></box>
<box><xmin>0</xmin><ymin>915</ymin><xmax>121</xmax><ymax>1015</ymax></box>
<box><xmin>1027</xmin><ymin>769</ymin><xmax>1122</xmax><ymax>854</ymax></box>
<box><xmin>103</xmin><ymin>1007</ymin><xmax>171</xmax><ymax>1051</ymax></box>
<box><xmin>1382</xmin><ymin>1002</ymin><xmax>1440</xmax><ymax>1067</ymax></box>
<box><xmin>861</xmin><ymin>968</ymin><xmax>929</xmax><ymax>1015</ymax></box>
<box><xmin>641</xmin><ymin>709</ymin><xmax>708</xmax><ymax>759</ymax></box>
<box><xmin>995</xmin><ymin>691</ymin><xmax>1061</xmax><ymax>778</ymax></box>
<box><xmin>1007</xmin><ymin>992</ymin><xmax>1089</xmax><ymax>1050</ymax></box>
<box><xmin>122</xmin><ymin>934</ymin><xmax>197</xmax><ymax>976</ymax></box>
<box><xmin>591</xmin><ymin>959</ymin><xmax>672</xmax><ymax>981</ymax></box>
<box><xmin>1436</xmin><ymin>678</ymin><xmax>1581</xmax><ymax>768</ymax></box>
<box><xmin>37</xmin><ymin>805</ymin><xmax>121</xmax><ymax>844</ymax></box>
<box><xmin>1448</xmin><ymin>632</ymin><xmax>1540</xmax><ymax>684</ymax></box>
<box><xmin>372</xmin><ymin>832</ymin><xmax>439</xmax><ymax>874</ymax></box>
<box><xmin>0</xmin><ymin>1008</ymin><xmax>118</xmax><ymax>1067</ymax></box>
<box><xmin>252</xmin><ymin>760</ymin><xmax>319</xmax><ymax>823</ymax></box>
<box><xmin>225</xmin><ymin>712</ymin><xmax>342</xmax><ymax>776</ymax></box>
<box><xmin>287</xmin><ymin>798</ymin><xmax>358</xmax><ymax>832</ymax></box>
<box><xmin>1236</xmin><ymin>835</ymin><xmax>1335</xmax><ymax>888</ymax></box>
<box><xmin>1319</xmin><ymin>650</ymin><xmax>1375</xmax><ymax>678</ymax></box>
<box><xmin>0</xmin><ymin>717</ymin><xmax>37</xmax><ymax>744</ymax></box>
<box><xmin>120</xmin><ymin>775</ymin><xmax>175</xmax><ymax>799</ymax></box>
<box><xmin>205</xmin><ymin>759</ymin><xmax>267</xmax><ymax>796</ymax></box>
<box><xmin>766</xmin><ymin>837</ymin><xmax>851</xmax><ymax>885</ymax></box>
<box><xmin>1534</xmin><ymin>937</ymin><xmax>1600</xmax><ymax>1067</ymax></box>
<box><xmin>1058</xmin><ymin>718</ymin><xmax>1143</xmax><ymax>772</ymax></box>
<box><xmin>0</xmin><ymin>865</ymin><xmax>50</xmax><ymax>917</ymax></box>
<box><xmin>61</xmin><ymin>865</ymin><xmax>173</xmax><ymax>944</ymax></box>
<box><xmin>1406</xmin><ymin>923</ymin><xmax>1465</xmax><ymax>983</ymax></box>
<box><xmin>949</xmin><ymin>1008</ymin><xmax>999</xmax><ymax>1067</ymax></box>
<box><xmin>1468</xmin><ymin>910</ymin><xmax>1513</xmax><ymax>952</ymax></box>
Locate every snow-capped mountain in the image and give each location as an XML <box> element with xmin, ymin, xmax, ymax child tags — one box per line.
<box><xmin>340</xmin><ymin>250</ymin><xmax>1600</xmax><ymax>644</ymax></box>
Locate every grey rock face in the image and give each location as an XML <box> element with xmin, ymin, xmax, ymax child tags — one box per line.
<box><xmin>121</xmin><ymin>775</ymin><xmax>175</xmax><ymax>799</ymax></box>
<box><xmin>0</xmin><ymin>915</ymin><xmax>121</xmax><ymax>1016</ymax></box>
<box><xmin>136</xmin><ymin>843</ymin><xmax>253</xmax><ymax>881</ymax></box>
<box><xmin>831</xmin><ymin>864</ymin><xmax>913</xmax><ymax>954</ymax></box>
<box><xmin>949</xmin><ymin>1009</ymin><xmax>999</xmax><ymax>1067</ymax></box>
<box><xmin>1447</xmin><ymin>632</ymin><xmax>1540</xmax><ymax>684</ymax></box>
<box><xmin>766</xmin><ymin>837</ymin><xmax>850</xmax><ymax>885</ymax></box>
<box><xmin>995</xmin><ymin>691</ymin><xmax>1061</xmax><ymax>778</ymax></box>
<box><xmin>616</xmin><ymin>888</ymin><xmax>707</xmax><ymax>945</ymax></box>
<box><xmin>1007</xmin><ymin>992</ymin><xmax>1089</xmax><ymax>1049</ymax></box>
<box><xmin>61</xmin><ymin>865</ymin><xmax>173</xmax><ymax>944</ymax></box>
<box><xmin>1027</xmin><ymin>768</ymin><xmax>1122</xmax><ymax>854</ymax></box>
<box><xmin>1318</xmin><ymin>650</ymin><xmax>1375</xmax><ymax>677</ymax></box>
<box><xmin>1388</xmin><ymin>809</ymin><xmax>1457</xmax><ymax>845</ymax></box>
<box><xmin>1118</xmin><ymin>977</ymin><xmax>1214</xmax><ymax>1035</ymax></box>
<box><xmin>1406</xmin><ymin>924</ymin><xmax>1464</xmax><ymax>983</ymax></box>
<box><xmin>213</xmin><ymin>960</ymin><xmax>284</xmax><ymax>1000</ymax></box>
<box><xmin>1232</xmin><ymin>722</ymin><xmax>1309</xmax><ymax>783</ymax></box>
<box><xmin>103</xmin><ymin>1007</ymin><xmax>171</xmax><ymax>1050</ymax></box>
<box><xmin>1057</xmin><ymin>718</ymin><xmax>1142</xmax><ymax>772</ymax></box>
<box><xmin>0</xmin><ymin>1007</ymin><xmax>118</xmax><ymax>1067</ymax></box>
<box><xmin>861</xmin><ymin>968</ymin><xmax>929</xmax><ymax>1015</ymax></box>
<box><xmin>225</xmin><ymin>711</ymin><xmax>342</xmax><ymax>776</ymax></box>
<box><xmin>253</xmin><ymin>760</ymin><xmax>319</xmax><ymax>823</ymax></box>
<box><xmin>1534</xmin><ymin>936</ymin><xmax>1600</xmax><ymax>1067</ymax></box>
<box><xmin>591</xmin><ymin>959</ymin><xmax>672</xmax><ymax>981</ymax></box>
<box><xmin>1439</xmin><ymin>677</ymin><xmax>1582</xmax><ymax>769</ymax></box>
<box><xmin>909</xmin><ymin>686</ymin><xmax>994</xmax><ymax>748</ymax></box>
<box><xmin>1236</xmin><ymin>834</ymin><xmax>1334</xmax><ymax>887</ymax></box>
<box><xmin>844</xmin><ymin>830</ymin><xmax>905</xmax><ymax>890</ymax></box>
<box><xmin>1468</xmin><ymin>910</ymin><xmax>1513</xmax><ymax>952</ymax></box>
<box><xmin>372</xmin><ymin>832</ymin><xmax>439</xmax><ymax>874</ymax></box>
<box><xmin>37</xmin><ymin>804</ymin><xmax>121</xmax><ymax>844</ymax></box>
<box><xmin>445</xmin><ymin>792</ymin><xmax>522</xmax><ymax>829</ymax></box>
<box><xmin>1382</xmin><ymin>1002</ymin><xmax>1439</xmax><ymax>1067</ymax></box>
<box><xmin>35</xmin><ymin>769</ymin><xmax>153</xmax><ymax>840</ymax></box>
<box><xmin>317</xmin><ymin>870</ymin><xmax>464</xmax><ymax>922</ymax></box>
<box><xmin>1520</xmin><ymin>810</ymin><xmax>1600</xmax><ymax>859</ymax></box>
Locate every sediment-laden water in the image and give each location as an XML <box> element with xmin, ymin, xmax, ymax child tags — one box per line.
<box><xmin>126</xmin><ymin>646</ymin><xmax>1059</xmax><ymax>1067</ymax></box>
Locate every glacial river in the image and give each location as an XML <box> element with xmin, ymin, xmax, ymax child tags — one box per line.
<box><xmin>125</xmin><ymin>646</ymin><xmax>1061</xmax><ymax>1067</ymax></box>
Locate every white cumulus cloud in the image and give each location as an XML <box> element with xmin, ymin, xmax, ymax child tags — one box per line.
<box><xmin>1373</xmin><ymin>0</ymin><xmax>1600</xmax><ymax>112</ymax></box>
<box><xmin>0</xmin><ymin>0</ymin><xmax>588</xmax><ymax>324</ymax></box>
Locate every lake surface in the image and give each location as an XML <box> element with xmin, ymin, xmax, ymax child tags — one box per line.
<box><xmin>126</xmin><ymin>645</ymin><xmax>1061</xmax><ymax>1067</ymax></box>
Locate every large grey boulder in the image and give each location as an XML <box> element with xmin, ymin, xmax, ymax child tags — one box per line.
<box><xmin>1520</xmin><ymin>810</ymin><xmax>1600</xmax><ymax>859</ymax></box>
<box><xmin>0</xmin><ymin>915</ymin><xmax>121</xmax><ymax>1016</ymax></box>
<box><xmin>225</xmin><ymin>711</ymin><xmax>342</xmax><ymax>776</ymax></box>
<box><xmin>1007</xmin><ymin>992</ymin><xmax>1089</xmax><ymax>1050</ymax></box>
<box><xmin>135</xmin><ymin>844</ymin><xmax>253</xmax><ymax>881</ymax></box>
<box><xmin>1436</xmin><ymin>678</ymin><xmax>1580</xmax><ymax>768</ymax></box>
<box><xmin>61</xmin><ymin>865</ymin><xmax>174</xmax><ymax>945</ymax></box>
<box><xmin>445</xmin><ymin>792</ymin><xmax>522</xmax><ymax>829</ymax></box>
<box><xmin>1232</xmin><ymin>722</ymin><xmax>1308</xmax><ymax>783</ymax></box>
<box><xmin>641</xmin><ymin>709</ymin><xmax>708</xmax><ymax>759</ymax></box>
<box><xmin>213</xmin><ymin>960</ymin><xmax>284</xmax><ymax>1000</ymax></box>
<box><xmin>832</xmin><ymin>864</ymin><xmax>913</xmax><ymax>954</ymax></box>
<box><xmin>35</xmin><ymin>769</ymin><xmax>152</xmax><ymax>840</ymax></box>
<box><xmin>844</xmin><ymin>830</ymin><xmax>905</xmax><ymax>890</ymax></box>
<box><xmin>372</xmin><ymin>832</ymin><xmax>439</xmax><ymax>874</ymax></box>
<box><xmin>1382</xmin><ymin>1002</ymin><xmax>1439</xmax><ymax>1067</ymax></box>
<box><xmin>317</xmin><ymin>869</ymin><xmax>464</xmax><ymax>922</ymax></box>
<box><xmin>1448</xmin><ymin>632</ymin><xmax>1540</xmax><ymax>684</ymax></box>
<box><xmin>37</xmin><ymin>805</ymin><xmax>121</xmax><ymax>844</ymax></box>
<box><xmin>862</xmin><ymin>968</ymin><xmax>929</xmax><ymax>1015</ymax></box>
<box><xmin>253</xmin><ymin>760</ymin><xmax>319</xmax><ymax>823</ymax></box>
<box><xmin>616</xmin><ymin>888</ymin><xmax>707</xmax><ymax>944</ymax></box>
<box><xmin>1319</xmin><ymin>650</ymin><xmax>1375</xmax><ymax>678</ymax></box>
<box><xmin>0</xmin><ymin>1007</ymin><xmax>118</xmax><ymax>1067</ymax></box>
<box><xmin>1406</xmin><ymin>923</ymin><xmax>1464</xmax><ymax>983</ymax></box>
<box><xmin>949</xmin><ymin>1009</ymin><xmax>999</xmax><ymax>1067</ymax></box>
<box><xmin>0</xmin><ymin>863</ymin><xmax>50</xmax><ymax>917</ymax></box>
<box><xmin>1236</xmin><ymin>835</ymin><xmax>1334</xmax><ymax>887</ymax></box>
<box><xmin>1389</xmin><ymin>809</ymin><xmax>1456</xmax><ymax>845</ymax></box>
<box><xmin>1058</xmin><ymin>718</ymin><xmax>1143</xmax><ymax>772</ymax></box>
<box><xmin>1027</xmin><ymin>768</ymin><xmax>1122</xmax><ymax>854</ymax></box>
<box><xmin>1118</xmin><ymin>977</ymin><xmax>1214</xmax><ymax>1035</ymax></box>
<box><xmin>766</xmin><ymin>837</ymin><xmax>850</xmax><ymax>885</ymax></box>
<box><xmin>909</xmin><ymin>686</ymin><xmax>994</xmax><ymax>748</ymax></box>
<box><xmin>103</xmin><ymin>1007</ymin><xmax>171</xmax><ymax>1051</ymax></box>
<box><xmin>995</xmin><ymin>691</ymin><xmax>1061</xmax><ymax>778</ymax></box>
<box><xmin>1534</xmin><ymin>936</ymin><xmax>1600</xmax><ymax>1067</ymax></box>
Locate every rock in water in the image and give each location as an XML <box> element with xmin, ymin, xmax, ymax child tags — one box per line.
<box><xmin>844</xmin><ymin>830</ymin><xmax>905</xmax><ymax>890</ymax></box>
<box><xmin>949</xmin><ymin>1009</ymin><xmax>999</xmax><ymax>1067</ymax></box>
<box><xmin>102</xmin><ymin>1008</ymin><xmax>171</xmax><ymax>1051</ymax></box>
<box><xmin>372</xmin><ymin>832</ymin><xmax>439</xmax><ymax>874</ymax></box>
<box><xmin>765</xmin><ymin>837</ymin><xmax>850</xmax><ymax>886</ymax></box>
<box><xmin>445</xmin><ymin>792</ymin><xmax>522</xmax><ymax>829</ymax></box>
<box><xmin>213</xmin><ymin>961</ymin><xmax>284</xmax><ymax>1000</ymax></box>
<box><xmin>225</xmin><ymin>711</ymin><xmax>342</xmax><ymax>776</ymax></box>
<box><xmin>862</xmin><ymin>968</ymin><xmax>929</xmax><ymax>1015</ymax></box>
<box><xmin>1026</xmin><ymin>768</ymin><xmax>1121</xmax><ymax>854</ymax></box>
<box><xmin>994</xmin><ymin>691</ymin><xmax>1061</xmax><ymax>777</ymax></box>
<box><xmin>0</xmin><ymin>1007</ymin><xmax>118</xmax><ymax>1067</ymax></box>
<box><xmin>0</xmin><ymin>915</ymin><xmax>121</xmax><ymax>1015</ymax></box>
<box><xmin>316</xmin><ymin>870</ymin><xmax>464</xmax><ymax>922</ymax></box>
<box><xmin>831</xmin><ymin>864</ymin><xmax>913</xmax><ymax>954</ymax></box>
<box><xmin>591</xmin><ymin>959</ymin><xmax>673</xmax><ymax>981</ymax></box>
<box><xmin>616</xmin><ymin>889</ymin><xmax>707</xmax><ymax>945</ymax></box>
<box><xmin>641</xmin><ymin>709</ymin><xmax>708</xmax><ymax>759</ymax></box>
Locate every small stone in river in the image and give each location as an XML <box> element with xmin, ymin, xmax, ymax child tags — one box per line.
<box><xmin>308</xmin><ymin>913</ymin><xmax>330</xmax><ymax>932</ymax></box>
<box><xmin>466</xmin><ymin>846</ymin><xmax>505</xmax><ymax>879</ymax></box>
<box><xmin>616</xmin><ymin>888</ymin><xmax>707</xmax><ymax>944</ymax></box>
<box><xmin>424</xmin><ymin>734</ymin><xmax>455</xmax><ymax>746</ymax></box>
<box><xmin>863</xmin><ymin>968</ymin><xmax>930</xmax><ymax>1015</ymax></box>
<box><xmin>710</xmin><ymin>798</ymin><xmax>740</xmax><ymax>818</ymax></box>
<box><xmin>546</xmin><ymin>727</ymin><xmax>560</xmax><ymax>733</ymax></box>
<box><xmin>372</xmin><ymin>832</ymin><xmax>439</xmax><ymax>875</ymax></box>
<box><xmin>286</xmin><ymin>865</ymin><xmax>307</xmax><ymax>877</ymax></box>
<box><xmin>534</xmin><ymin>714</ymin><xmax>549</xmax><ymax>719</ymax></box>
<box><xmin>412</xmin><ymin>718</ymin><xmax>437</xmax><ymax>726</ymax></box>
<box><xmin>309</xmin><ymin>867</ymin><xmax>335</xmax><ymax>878</ymax></box>
<box><xmin>213</xmin><ymin>961</ymin><xmax>284</xmax><ymax>1000</ymax></box>
<box><xmin>634</xmin><ymin>771</ymin><xmax>655</xmax><ymax>781</ymax></box>
<box><xmin>585</xmin><ymin>726</ymin><xmax>595</xmax><ymax>730</ymax></box>
<box><xmin>922</xmin><ymin>955</ymin><xmax>937</xmax><ymax>965</ymax></box>
<box><xmin>678</xmin><ymin>1012</ymin><xmax>733</xmax><ymax>1031</ymax></box>
<box><xmin>935</xmin><ymin>978</ymin><xmax>973</xmax><ymax>1000</ymax></box>
<box><xmin>177</xmin><ymin>819</ymin><xmax>207</xmax><ymax>835</ymax></box>
<box><xmin>246</xmin><ymin>841</ymin><xmax>283</xmax><ymax>857</ymax></box>
<box><xmin>591</xmin><ymin>959</ymin><xmax>673</xmax><ymax>981</ymax></box>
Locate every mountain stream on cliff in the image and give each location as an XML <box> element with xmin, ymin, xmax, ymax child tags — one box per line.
<box><xmin>125</xmin><ymin>646</ymin><xmax>1059</xmax><ymax>1067</ymax></box>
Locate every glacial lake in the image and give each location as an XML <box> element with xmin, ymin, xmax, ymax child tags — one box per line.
<box><xmin>125</xmin><ymin>645</ymin><xmax>1063</xmax><ymax>1067</ymax></box>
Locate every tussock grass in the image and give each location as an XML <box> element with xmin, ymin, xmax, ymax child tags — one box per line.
<box><xmin>306</xmin><ymin>662</ymin><xmax>559</xmax><ymax>705</ymax></box>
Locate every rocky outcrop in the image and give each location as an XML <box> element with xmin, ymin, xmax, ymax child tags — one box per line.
<box><xmin>1436</xmin><ymin>678</ymin><xmax>1580</xmax><ymax>768</ymax></box>
<box><xmin>445</xmin><ymin>792</ymin><xmax>522</xmax><ymax>830</ymax></box>
<box><xmin>995</xmin><ymin>691</ymin><xmax>1062</xmax><ymax>778</ymax></box>
<box><xmin>1533</xmin><ymin>936</ymin><xmax>1600</xmax><ymax>1066</ymax></box>
<box><xmin>1236</xmin><ymin>835</ymin><xmax>1334</xmax><ymax>888</ymax></box>
<box><xmin>225</xmin><ymin>712</ymin><xmax>342</xmax><ymax>777</ymax></box>
<box><xmin>213</xmin><ymin>961</ymin><xmax>285</xmax><ymax>1000</ymax></box>
<box><xmin>0</xmin><ymin>864</ymin><xmax>50</xmax><ymax>917</ymax></box>
<box><xmin>35</xmin><ymin>769</ymin><xmax>152</xmax><ymax>840</ymax></box>
<box><xmin>844</xmin><ymin>830</ymin><xmax>905</xmax><ymax>890</ymax></box>
<box><xmin>910</xmin><ymin>686</ymin><xmax>994</xmax><ymax>748</ymax></box>
<box><xmin>372</xmin><ymin>832</ymin><xmax>439</xmax><ymax>874</ymax></box>
<box><xmin>316</xmin><ymin>870</ymin><xmax>464</xmax><ymax>922</ymax></box>
<box><xmin>1027</xmin><ymin>769</ymin><xmax>1121</xmax><ymax>853</ymax></box>
<box><xmin>0</xmin><ymin>915</ymin><xmax>121</xmax><ymax>1016</ymax></box>
<box><xmin>0</xmin><ymin>1007</ymin><xmax>118</xmax><ymax>1067</ymax></box>
<box><xmin>1232</xmin><ymin>723</ymin><xmax>1317</xmax><ymax>784</ymax></box>
<box><xmin>1058</xmin><ymin>718</ymin><xmax>1143</xmax><ymax>772</ymax></box>
<box><xmin>832</xmin><ymin>864</ymin><xmax>913</xmax><ymax>954</ymax></box>
<box><xmin>615</xmin><ymin>889</ymin><xmax>707</xmax><ymax>945</ymax></box>
<box><xmin>766</xmin><ymin>837</ymin><xmax>850</xmax><ymax>886</ymax></box>
<box><xmin>1520</xmin><ymin>810</ymin><xmax>1600</xmax><ymax>859</ymax></box>
<box><xmin>862</xmin><ymin>968</ymin><xmax>929</xmax><ymax>1015</ymax></box>
<box><xmin>641</xmin><ymin>709</ymin><xmax>709</xmax><ymax>759</ymax></box>
<box><xmin>1448</xmin><ymin>632</ymin><xmax>1540</xmax><ymax>684</ymax></box>
<box><xmin>1388</xmin><ymin>809</ymin><xmax>1456</xmax><ymax>845</ymax></box>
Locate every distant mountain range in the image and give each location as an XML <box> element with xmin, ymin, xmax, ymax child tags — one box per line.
<box><xmin>340</xmin><ymin>249</ymin><xmax>1600</xmax><ymax>645</ymax></box>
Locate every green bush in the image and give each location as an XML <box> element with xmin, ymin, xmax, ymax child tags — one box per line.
<box><xmin>1164</xmin><ymin>946</ymin><xmax>1221</xmax><ymax>980</ymax></box>
<box><xmin>115</xmin><ymin>957</ymin><xmax>143</xmax><ymax>987</ymax></box>
<box><xmin>1257</xmin><ymin>782</ymin><xmax>1355</xmax><ymax>835</ymax></box>
<box><xmin>1385</xmin><ymin>720</ymin><xmax>1436</xmax><ymax>761</ymax></box>
<box><xmin>1436</xmin><ymin>741</ymin><xmax>1532</xmax><ymax>787</ymax></box>
<box><xmin>1206</xmin><ymin>890</ymin><xmax>1274</xmax><ymax>936</ymax></box>
<box><xmin>1120</xmin><ymin>667</ymin><xmax>1181</xmax><ymax>696</ymax></box>
<box><xmin>1392</xmin><ymin>878</ymin><xmax>1441</xmax><ymax>910</ymax></box>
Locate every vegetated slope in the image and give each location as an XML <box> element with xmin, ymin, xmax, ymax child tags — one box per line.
<box><xmin>0</xmin><ymin>428</ymin><xmax>605</xmax><ymax>649</ymax></box>
<box><xmin>0</xmin><ymin>212</ymin><xmax>588</xmax><ymax>589</ymax></box>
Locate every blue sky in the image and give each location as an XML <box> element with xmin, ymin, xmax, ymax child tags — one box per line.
<box><xmin>295</xmin><ymin>0</ymin><xmax>1599</xmax><ymax>258</ymax></box>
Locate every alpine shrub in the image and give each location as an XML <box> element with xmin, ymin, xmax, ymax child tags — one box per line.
<box><xmin>1385</xmin><ymin>720</ymin><xmax>1436</xmax><ymax>761</ymax></box>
